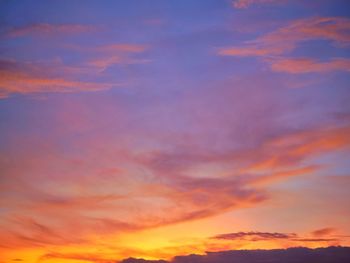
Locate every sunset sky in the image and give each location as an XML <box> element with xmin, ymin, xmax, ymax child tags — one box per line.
<box><xmin>0</xmin><ymin>0</ymin><xmax>350</xmax><ymax>262</ymax></box>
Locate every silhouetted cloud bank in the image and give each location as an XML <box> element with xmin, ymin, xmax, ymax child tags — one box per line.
<box><xmin>121</xmin><ymin>247</ymin><xmax>350</xmax><ymax>263</ymax></box>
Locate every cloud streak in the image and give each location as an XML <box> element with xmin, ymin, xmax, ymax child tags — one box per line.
<box><xmin>213</xmin><ymin>231</ymin><xmax>296</xmax><ymax>241</ymax></box>
<box><xmin>0</xmin><ymin>59</ymin><xmax>116</xmax><ymax>98</ymax></box>
<box><xmin>4</xmin><ymin>23</ymin><xmax>95</xmax><ymax>38</ymax></box>
<box><xmin>232</xmin><ymin>0</ymin><xmax>281</xmax><ymax>9</ymax></box>
<box><xmin>219</xmin><ymin>16</ymin><xmax>350</xmax><ymax>74</ymax></box>
<box><xmin>270</xmin><ymin>58</ymin><xmax>350</xmax><ymax>74</ymax></box>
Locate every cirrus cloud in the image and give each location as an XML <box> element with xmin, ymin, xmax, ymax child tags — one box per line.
<box><xmin>219</xmin><ymin>16</ymin><xmax>350</xmax><ymax>74</ymax></box>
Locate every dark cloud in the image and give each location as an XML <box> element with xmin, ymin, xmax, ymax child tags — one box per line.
<box><xmin>119</xmin><ymin>247</ymin><xmax>350</xmax><ymax>263</ymax></box>
<box><xmin>293</xmin><ymin>238</ymin><xmax>339</xmax><ymax>242</ymax></box>
<box><xmin>37</xmin><ymin>247</ymin><xmax>350</xmax><ymax>263</ymax></box>
<box><xmin>171</xmin><ymin>247</ymin><xmax>350</xmax><ymax>263</ymax></box>
<box><xmin>212</xmin><ymin>231</ymin><xmax>296</xmax><ymax>241</ymax></box>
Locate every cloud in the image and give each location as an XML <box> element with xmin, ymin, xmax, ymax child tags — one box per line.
<box><xmin>209</xmin><ymin>227</ymin><xmax>343</xmax><ymax>249</ymax></box>
<box><xmin>37</xmin><ymin>247</ymin><xmax>350</xmax><ymax>263</ymax></box>
<box><xmin>5</xmin><ymin>23</ymin><xmax>95</xmax><ymax>38</ymax></box>
<box><xmin>0</xmin><ymin>59</ymin><xmax>114</xmax><ymax>98</ymax></box>
<box><xmin>171</xmin><ymin>247</ymin><xmax>350</xmax><ymax>263</ymax></box>
<box><xmin>242</xmin><ymin>124</ymin><xmax>350</xmax><ymax>175</ymax></box>
<box><xmin>213</xmin><ymin>231</ymin><xmax>296</xmax><ymax>241</ymax></box>
<box><xmin>86</xmin><ymin>44</ymin><xmax>149</xmax><ymax>71</ymax></box>
<box><xmin>0</xmin><ymin>41</ymin><xmax>149</xmax><ymax>97</ymax></box>
<box><xmin>293</xmin><ymin>238</ymin><xmax>339</xmax><ymax>242</ymax></box>
<box><xmin>270</xmin><ymin>58</ymin><xmax>350</xmax><ymax>74</ymax></box>
<box><xmin>218</xmin><ymin>16</ymin><xmax>350</xmax><ymax>74</ymax></box>
<box><xmin>312</xmin><ymin>228</ymin><xmax>337</xmax><ymax>237</ymax></box>
<box><xmin>250</xmin><ymin>166</ymin><xmax>318</xmax><ymax>185</ymax></box>
<box><xmin>0</xmin><ymin>70</ymin><xmax>113</xmax><ymax>97</ymax></box>
<box><xmin>88</xmin><ymin>57</ymin><xmax>151</xmax><ymax>71</ymax></box>
<box><xmin>63</xmin><ymin>43</ymin><xmax>149</xmax><ymax>71</ymax></box>
<box><xmin>139</xmin><ymin>123</ymin><xmax>350</xmax><ymax>188</ymax></box>
<box><xmin>115</xmin><ymin>247</ymin><xmax>350</xmax><ymax>263</ymax></box>
<box><xmin>232</xmin><ymin>0</ymin><xmax>280</xmax><ymax>9</ymax></box>
<box><xmin>94</xmin><ymin>44</ymin><xmax>148</xmax><ymax>53</ymax></box>
<box><xmin>219</xmin><ymin>17</ymin><xmax>350</xmax><ymax>56</ymax></box>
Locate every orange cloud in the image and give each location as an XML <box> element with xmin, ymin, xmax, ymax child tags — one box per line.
<box><xmin>243</xmin><ymin>125</ymin><xmax>350</xmax><ymax>173</ymax></box>
<box><xmin>218</xmin><ymin>46</ymin><xmax>280</xmax><ymax>56</ymax></box>
<box><xmin>251</xmin><ymin>166</ymin><xmax>318</xmax><ymax>185</ymax></box>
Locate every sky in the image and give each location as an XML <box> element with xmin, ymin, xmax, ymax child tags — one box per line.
<box><xmin>0</xmin><ymin>0</ymin><xmax>350</xmax><ymax>262</ymax></box>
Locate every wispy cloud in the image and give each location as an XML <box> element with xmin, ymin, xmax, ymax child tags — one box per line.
<box><xmin>4</xmin><ymin>23</ymin><xmax>95</xmax><ymax>38</ymax></box>
<box><xmin>64</xmin><ymin>43</ymin><xmax>150</xmax><ymax>71</ymax></box>
<box><xmin>232</xmin><ymin>0</ymin><xmax>281</xmax><ymax>9</ymax></box>
<box><xmin>219</xmin><ymin>17</ymin><xmax>350</xmax><ymax>74</ymax></box>
<box><xmin>219</xmin><ymin>17</ymin><xmax>350</xmax><ymax>56</ymax></box>
<box><xmin>270</xmin><ymin>58</ymin><xmax>350</xmax><ymax>73</ymax></box>
<box><xmin>94</xmin><ymin>44</ymin><xmax>148</xmax><ymax>53</ymax></box>
<box><xmin>87</xmin><ymin>44</ymin><xmax>150</xmax><ymax>71</ymax></box>
<box><xmin>212</xmin><ymin>228</ymin><xmax>343</xmax><ymax>245</ymax></box>
<box><xmin>0</xmin><ymin>59</ymin><xmax>114</xmax><ymax>98</ymax></box>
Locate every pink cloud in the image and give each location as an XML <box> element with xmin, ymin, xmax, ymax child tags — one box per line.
<box><xmin>312</xmin><ymin>227</ymin><xmax>336</xmax><ymax>237</ymax></box>
<box><xmin>0</xmin><ymin>59</ymin><xmax>116</xmax><ymax>98</ymax></box>
<box><xmin>232</xmin><ymin>0</ymin><xmax>281</xmax><ymax>9</ymax></box>
<box><xmin>270</xmin><ymin>58</ymin><xmax>350</xmax><ymax>73</ymax></box>
<box><xmin>219</xmin><ymin>16</ymin><xmax>350</xmax><ymax>74</ymax></box>
<box><xmin>0</xmin><ymin>69</ymin><xmax>113</xmax><ymax>98</ymax></box>
<box><xmin>69</xmin><ymin>43</ymin><xmax>150</xmax><ymax>70</ymax></box>
<box><xmin>6</xmin><ymin>23</ymin><xmax>95</xmax><ymax>38</ymax></box>
<box><xmin>94</xmin><ymin>44</ymin><xmax>148</xmax><ymax>53</ymax></box>
<box><xmin>88</xmin><ymin>56</ymin><xmax>151</xmax><ymax>71</ymax></box>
